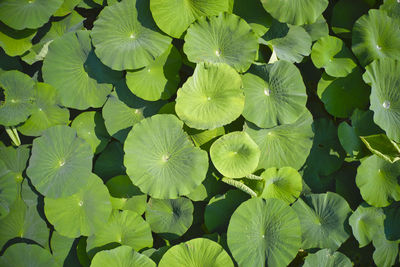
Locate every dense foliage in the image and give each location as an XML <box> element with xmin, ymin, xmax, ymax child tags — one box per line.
<box><xmin>0</xmin><ymin>0</ymin><xmax>399</xmax><ymax>266</ymax></box>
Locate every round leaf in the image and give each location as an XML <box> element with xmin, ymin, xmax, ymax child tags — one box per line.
<box><xmin>210</xmin><ymin>131</ymin><xmax>260</xmax><ymax>178</ymax></box>
<box><xmin>27</xmin><ymin>125</ymin><xmax>93</xmax><ymax>198</ymax></box>
<box><xmin>44</xmin><ymin>173</ymin><xmax>112</xmax><ymax>238</ymax></box>
<box><xmin>175</xmin><ymin>63</ymin><xmax>244</xmax><ymax>130</ymax></box>
<box><xmin>303</xmin><ymin>249</ymin><xmax>352</xmax><ymax>267</ymax></box>
<box><xmin>123</xmin><ymin>114</ymin><xmax>209</xmax><ymax>199</ymax></box>
<box><xmin>0</xmin><ymin>243</ymin><xmax>57</xmax><ymax>267</ymax></box>
<box><xmin>242</xmin><ymin>60</ymin><xmax>307</xmax><ymax>128</ymax></box>
<box><xmin>158</xmin><ymin>238</ymin><xmax>233</xmax><ymax>267</ymax></box>
<box><xmin>183</xmin><ymin>13</ymin><xmax>258</xmax><ymax>72</ymax></box>
<box><xmin>292</xmin><ymin>192</ymin><xmax>352</xmax><ymax>250</ymax></box>
<box><xmin>0</xmin><ymin>22</ymin><xmax>36</xmax><ymax>57</ymax></box>
<box><xmin>356</xmin><ymin>155</ymin><xmax>400</xmax><ymax>207</ymax></box>
<box><xmin>227</xmin><ymin>198</ymin><xmax>301</xmax><ymax>267</ymax></box>
<box><xmin>260</xmin><ymin>167</ymin><xmax>302</xmax><ymax>204</ymax></box>
<box><xmin>42</xmin><ymin>30</ymin><xmax>121</xmax><ymax>110</ymax></box>
<box><xmin>91</xmin><ymin>0</ymin><xmax>172</xmax><ymax>70</ymax></box>
<box><xmin>91</xmin><ymin>246</ymin><xmax>156</xmax><ymax>267</ymax></box>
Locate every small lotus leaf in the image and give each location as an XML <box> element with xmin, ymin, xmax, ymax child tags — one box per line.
<box><xmin>0</xmin><ymin>243</ymin><xmax>57</xmax><ymax>267</ymax></box>
<box><xmin>303</xmin><ymin>249</ymin><xmax>352</xmax><ymax>267</ymax></box>
<box><xmin>91</xmin><ymin>245</ymin><xmax>156</xmax><ymax>267</ymax></box>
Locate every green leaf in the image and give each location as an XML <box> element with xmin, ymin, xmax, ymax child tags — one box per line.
<box><xmin>242</xmin><ymin>60</ymin><xmax>307</xmax><ymax>128</ymax></box>
<box><xmin>356</xmin><ymin>155</ymin><xmax>400</xmax><ymax>207</ymax></box>
<box><xmin>91</xmin><ymin>0</ymin><xmax>172</xmax><ymax>70</ymax></box>
<box><xmin>93</xmin><ymin>141</ymin><xmax>126</xmax><ymax>181</ymax></box>
<box><xmin>0</xmin><ymin>22</ymin><xmax>36</xmax><ymax>57</ymax></box>
<box><xmin>352</xmin><ymin>9</ymin><xmax>400</xmax><ymax>66</ymax></box>
<box><xmin>18</xmin><ymin>82</ymin><xmax>70</xmax><ymax>137</ymax></box>
<box><xmin>0</xmin><ymin>243</ymin><xmax>57</xmax><ymax>267</ymax></box>
<box><xmin>372</xmin><ymin>229</ymin><xmax>400</xmax><ymax>267</ymax></box>
<box><xmin>158</xmin><ymin>238</ymin><xmax>234</xmax><ymax>267</ymax></box>
<box><xmin>91</xmin><ymin>245</ymin><xmax>156</xmax><ymax>267</ymax></box>
<box><xmin>42</xmin><ymin>30</ymin><xmax>122</xmax><ymax>110</ymax></box>
<box><xmin>302</xmin><ymin>16</ymin><xmax>329</xmax><ymax>42</ymax></box>
<box><xmin>123</xmin><ymin>114</ymin><xmax>209</xmax><ymax>199</ymax></box>
<box><xmin>145</xmin><ymin>197</ymin><xmax>193</xmax><ymax>239</ymax></box>
<box><xmin>383</xmin><ymin>202</ymin><xmax>400</xmax><ymax>241</ymax></box>
<box><xmin>303</xmin><ymin>249</ymin><xmax>352</xmax><ymax>267</ymax></box>
<box><xmin>360</xmin><ymin>134</ymin><xmax>400</xmax><ymax>163</ymax></box>
<box><xmin>0</xmin><ymin>0</ymin><xmax>63</xmax><ymax>30</ymax></box>
<box><xmin>175</xmin><ymin>63</ymin><xmax>244</xmax><ymax>130</ymax></box>
<box><xmin>183</xmin><ymin>13</ymin><xmax>258</xmax><ymax>72</ymax></box>
<box><xmin>260</xmin><ymin>167</ymin><xmax>302</xmax><ymax>204</ymax></box>
<box><xmin>27</xmin><ymin>125</ymin><xmax>93</xmax><ymax>198</ymax></box>
<box><xmin>363</xmin><ymin>58</ymin><xmax>400</xmax><ymax>142</ymax></box>
<box><xmin>44</xmin><ymin>173</ymin><xmax>112</xmax><ymax>238</ymax></box>
<box><xmin>244</xmin><ymin>109</ymin><xmax>314</xmax><ymax>170</ymax></box>
<box><xmin>126</xmin><ymin>45</ymin><xmax>181</xmax><ymax>101</ymax></box>
<box><xmin>227</xmin><ymin>198</ymin><xmax>301</xmax><ymax>267</ymax></box>
<box><xmin>0</xmin><ymin>70</ymin><xmax>35</xmax><ymax>127</ymax></box>
<box><xmin>86</xmin><ymin>210</ymin><xmax>153</xmax><ymax>254</ymax></box>
<box><xmin>260</xmin><ymin>0</ymin><xmax>328</xmax><ymax>25</ymax></box>
<box><xmin>150</xmin><ymin>0</ymin><xmax>229</xmax><ymax>38</ymax></box>
<box><xmin>292</xmin><ymin>192</ymin><xmax>352</xmax><ymax>250</ymax></box>
<box><xmin>50</xmin><ymin>231</ymin><xmax>77</xmax><ymax>266</ymax></box>
<box><xmin>210</xmin><ymin>132</ymin><xmax>260</xmax><ymax>178</ymax></box>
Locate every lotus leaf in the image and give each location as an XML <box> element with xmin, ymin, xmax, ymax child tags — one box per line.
<box><xmin>158</xmin><ymin>238</ymin><xmax>233</xmax><ymax>267</ymax></box>
<box><xmin>0</xmin><ymin>243</ymin><xmax>57</xmax><ymax>267</ymax></box>
<box><xmin>93</xmin><ymin>141</ymin><xmax>126</xmax><ymax>181</ymax></box>
<box><xmin>302</xmin><ymin>16</ymin><xmax>329</xmax><ymax>42</ymax></box>
<box><xmin>91</xmin><ymin>0</ymin><xmax>171</xmax><ymax>70</ymax></box>
<box><xmin>175</xmin><ymin>63</ymin><xmax>244</xmax><ymax>130</ymax></box>
<box><xmin>183</xmin><ymin>13</ymin><xmax>258</xmax><ymax>72</ymax></box>
<box><xmin>242</xmin><ymin>60</ymin><xmax>307</xmax><ymax>128</ymax></box>
<box><xmin>27</xmin><ymin>125</ymin><xmax>93</xmax><ymax>198</ymax></box>
<box><xmin>91</xmin><ymin>245</ymin><xmax>156</xmax><ymax>267</ymax></box>
<box><xmin>227</xmin><ymin>198</ymin><xmax>301</xmax><ymax>267</ymax></box>
<box><xmin>361</xmin><ymin>134</ymin><xmax>400</xmax><ymax>163</ymax></box>
<box><xmin>0</xmin><ymin>22</ymin><xmax>36</xmax><ymax>57</ymax></box>
<box><xmin>303</xmin><ymin>249</ymin><xmax>352</xmax><ymax>267</ymax></box>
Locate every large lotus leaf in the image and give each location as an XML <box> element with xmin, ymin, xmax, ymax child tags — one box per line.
<box><xmin>102</xmin><ymin>80</ymin><xmax>165</xmax><ymax>142</ymax></box>
<box><xmin>331</xmin><ymin>0</ymin><xmax>370</xmax><ymax>38</ymax></box>
<box><xmin>86</xmin><ymin>210</ymin><xmax>153</xmax><ymax>254</ymax></box>
<box><xmin>242</xmin><ymin>61</ymin><xmax>307</xmax><ymax>128</ymax></box>
<box><xmin>361</xmin><ymin>134</ymin><xmax>400</xmax><ymax>163</ymax></box>
<box><xmin>204</xmin><ymin>189</ymin><xmax>249</xmax><ymax>233</ymax></box>
<box><xmin>106</xmin><ymin>175</ymin><xmax>146</xmax><ymax>215</ymax></box>
<box><xmin>42</xmin><ymin>30</ymin><xmax>122</xmax><ymax>110</ymax></box>
<box><xmin>260</xmin><ymin>167</ymin><xmax>302</xmax><ymax>204</ymax></box>
<box><xmin>158</xmin><ymin>238</ymin><xmax>233</xmax><ymax>267</ymax></box>
<box><xmin>311</xmin><ymin>36</ymin><xmax>357</xmax><ymax>77</ymax></box>
<box><xmin>93</xmin><ymin>141</ymin><xmax>126</xmax><ymax>181</ymax></box>
<box><xmin>150</xmin><ymin>0</ymin><xmax>229</xmax><ymax>38</ymax></box>
<box><xmin>91</xmin><ymin>245</ymin><xmax>156</xmax><ymax>267</ymax></box>
<box><xmin>317</xmin><ymin>69</ymin><xmax>370</xmax><ymax>118</ymax></box>
<box><xmin>380</xmin><ymin>0</ymin><xmax>400</xmax><ymax>23</ymax></box>
<box><xmin>27</xmin><ymin>125</ymin><xmax>93</xmax><ymax>198</ymax></box>
<box><xmin>71</xmin><ymin>111</ymin><xmax>109</xmax><ymax>154</ymax></box>
<box><xmin>0</xmin><ymin>22</ymin><xmax>36</xmax><ymax>57</ymax></box>
<box><xmin>91</xmin><ymin>0</ymin><xmax>171</xmax><ymax>70</ymax></box>
<box><xmin>210</xmin><ymin>132</ymin><xmax>260</xmax><ymax>178</ymax></box>
<box><xmin>305</xmin><ymin>118</ymin><xmax>346</xmax><ymax>176</ymax></box>
<box><xmin>124</xmin><ymin>114</ymin><xmax>209</xmax><ymax>199</ymax></box>
<box><xmin>0</xmin><ymin>0</ymin><xmax>63</xmax><ymax>30</ymax></box>
<box><xmin>0</xmin><ymin>197</ymin><xmax>49</xmax><ymax>250</ymax></box>
<box><xmin>227</xmin><ymin>198</ymin><xmax>301</xmax><ymax>267</ymax></box>
<box><xmin>261</xmin><ymin>20</ymin><xmax>312</xmax><ymax>63</ymax></box>
<box><xmin>349</xmin><ymin>205</ymin><xmax>385</xmax><ymax>247</ymax></box>
<box><xmin>0</xmin><ymin>243</ymin><xmax>57</xmax><ymax>267</ymax></box>
<box><xmin>292</xmin><ymin>192</ymin><xmax>352</xmax><ymax>250</ymax></box>
<box><xmin>352</xmin><ymin>9</ymin><xmax>400</xmax><ymax>66</ymax></box>
<box><xmin>22</xmin><ymin>11</ymin><xmax>84</xmax><ymax>65</ymax></box>
<box><xmin>302</xmin><ymin>16</ymin><xmax>329</xmax><ymax>42</ymax></box>
<box><xmin>54</xmin><ymin>0</ymin><xmax>81</xmax><ymax>16</ymax></box>
<box><xmin>303</xmin><ymin>249</ymin><xmax>352</xmax><ymax>267</ymax></box>
<box><xmin>50</xmin><ymin>231</ymin><xmax>77</xmax><ymax>266</ymax></box>
<box><xmin>44</xmin><ymin>173</ymin><xmax>112</xmax><ymax>238</ymax></box>
<box><xmin>232</xmin><ymin>0</ymin><xmax>272</xmax><ymax>37</ymax></box>
<box><xmin>244</xmin><ymin>109</ymin><xmax>314</xmax><ymax>170</ymax></box>
<box><xmin>145</xmin><ymin>197</ymin><xmax>193</xmax><ymax>239</ymax></box>
<box><xmin>126</xmin><ymin>45</ymin><xmax>181</xmax><ymax>101</ymax></box>
<box><xmin>183</xmin><ymin>13</ymin><xmax>258</xmax><ymax>72</ymax></box>
<box><xmin>260</xmin><ymin>0</ymin><xmax>328</xmax><ymax>25</ymax></box>
<box><xmin>363</xmin><ymin>58</ymin><xmax>400</xmax><ymax>142</ymax></box>
<box><xmin>372</xmin><ymin>228</ymin><xmax>400</xmax><ymax>267</ymax></box>
<box><xmin>18</xmin><ymin>82</ymin><xmax>69</xmax><ymax>137</ymax></box>
<box><xmin>0</xmin><ymin>70</ymin><xmax>35</xmax><ymax>126</ymax></box>
<box><xmin>356</xmin><ymin>155</ymin><xmax>400</xmax><ymax>207</ymax></box>
<box><xmin>0</xmin><ymin>48</ymin><xmax>21</xmax><ymax>75</ymax></box>
<box><xmin>175</xmin><ymin>63</ymin><xmax>244</xmax><ymax>130</ymax></box>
